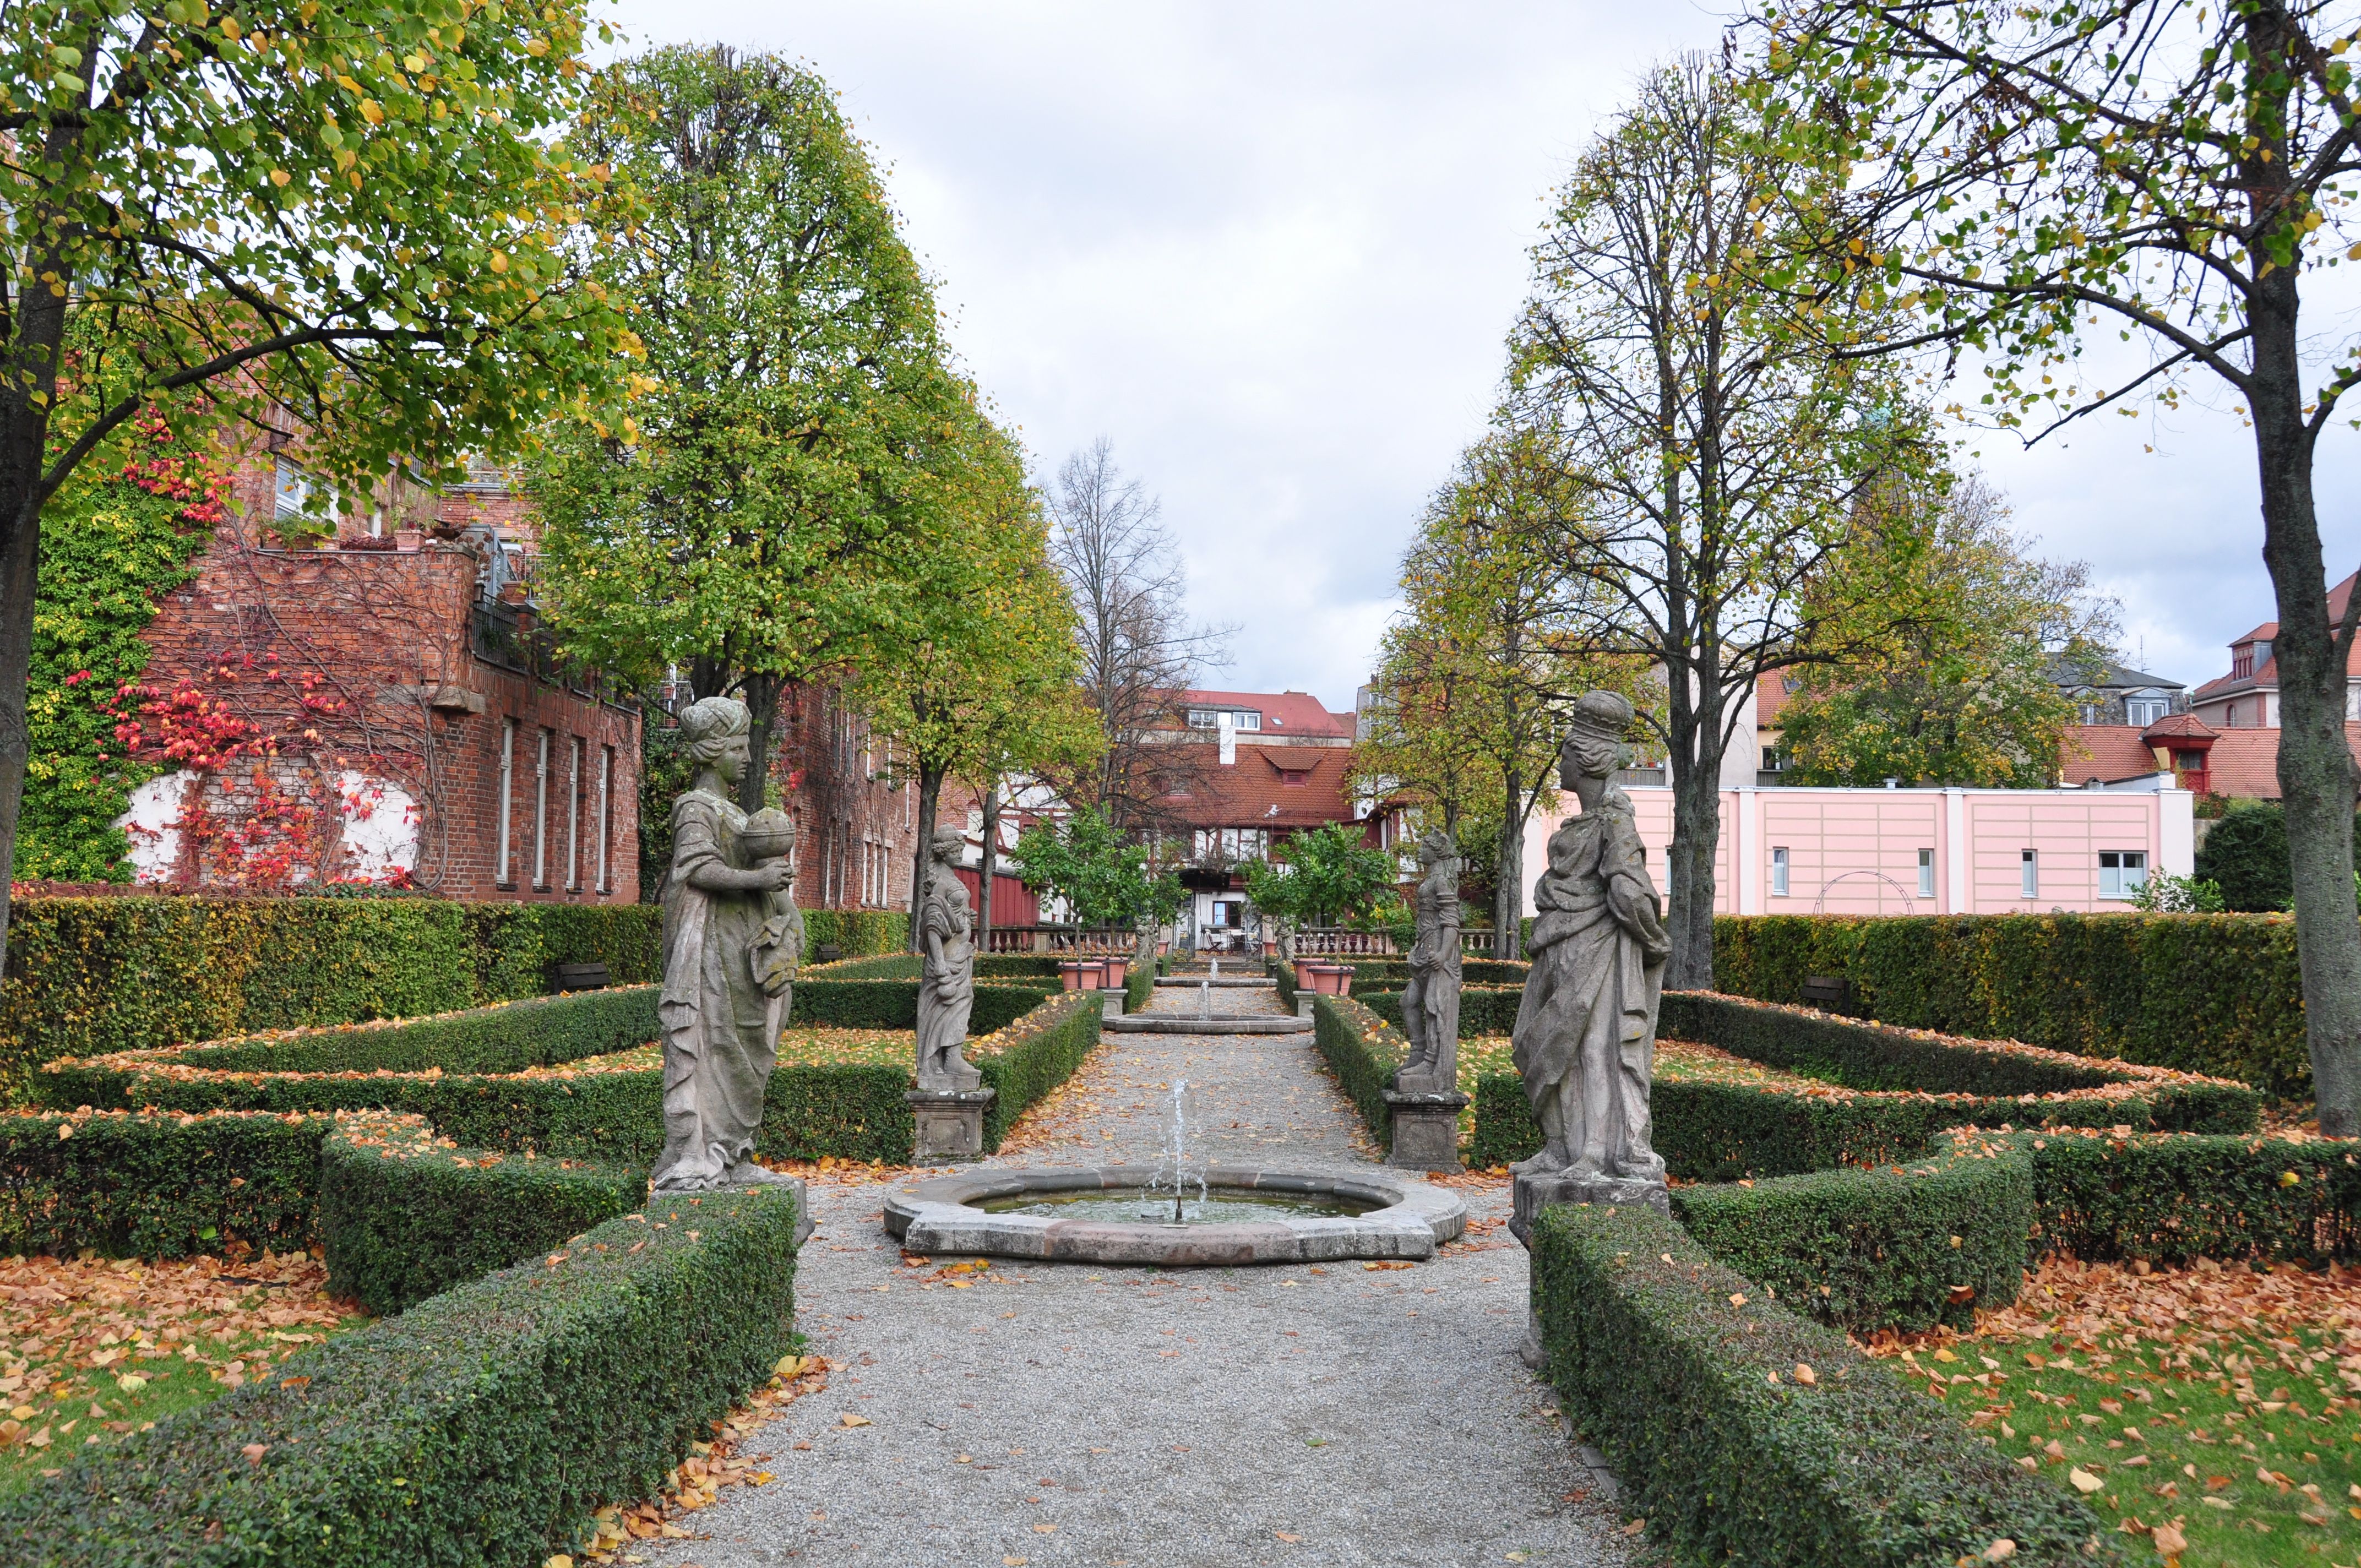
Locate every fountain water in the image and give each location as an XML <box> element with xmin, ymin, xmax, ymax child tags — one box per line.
<box><xmin>1143</xmin><ymin>1078</ymin><xmax>1207</xmax><ymax>1223</ymax></box>
<box><xmin>1198</xmin><ymin>979</ymin><xmax>1211</xmax><ymax>1019</ymax></box>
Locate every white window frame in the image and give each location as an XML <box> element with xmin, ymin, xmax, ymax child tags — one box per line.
<box><xmin>1770</xmin><ymin>847</ymin><xmax>1790</xmax><ymax>897</ymax></box>
<box><xmin>1917</xmin><ymin>848</ymin><xmax>1934</xmax><ymax>899</ymax></box>
<box><xmin>2021</xmin><ymin>849</ymin><xmax>2039</xmax><ymax>899</ymax></box>
<box><xmin>496</xmin><ymin>720</ymin><xmax>516</xmax><ymax>885</ymax></box>
<box><xmin>532</xmin><ymin>729</ymin><xmax>551</xmax><ymax>889</ymax></box>
<box><xmin>565</xmin><ymin>737</ymin><xmax>583</xmax><ymax>891</ymax></box>
<box><xmin>2098</xmin><ymin>850</ymin><xmax>2148</xmax><ymax>901</ymax></box>
<box><xmin>596</xmin><ymin>745</ymin><xmax>612</xmax><ymax>894</ymax></box>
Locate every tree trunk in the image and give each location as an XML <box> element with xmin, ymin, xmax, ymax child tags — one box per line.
<box><xmin>737</xmin><ymin>671</ymin><xmax>782</xmax><ymax>815</ymax></box>
<box><xmin>907</xmin><ymin>759</ymin><xmax>944</xmax><ymax>954</ymax></box>
<box><xmin>978</xmin><ymin>782</ymin><xmax>1000</xmax><ymax>938</ymax></box>
<box><xmin>2250</xmin><ymin>262</ymin><xmax>2361</xmax><ymax>1135</ymax></box>
<box><xmin>1663</xmin><ymin>692</ymin><xmax>1723</xmax><ymax>993</ymax></box>
<box><xmin>1494</xmin><ymin>766</ymin><xmax>1524</xmax><ymax>960</ymax></box>
<box><xmin>0</xmin><ymin>496</ymin><xmax>38</xmax><ymax>982</ymax></box>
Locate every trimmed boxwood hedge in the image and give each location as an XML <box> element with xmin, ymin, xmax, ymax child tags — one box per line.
<box><xmin>792</xmin><ymin>978</ymin><xmax>1051</xmax><ymax>1033</ymax></box>
<box><xmin>3</xmin><ymin>1183</ymin><xmax>800</xmax><ymax>1568</ymax></box>
<box><xmin>1310</xmin><ymin>995</ymin><xmax>1406</xmax><ymax>1152</ymax></box>
<box><xmin>976</xmin><ymin>991</ymin><xmax>1103</xmax><ymax>1151</ymax></box>
<box><xmin>1531</xmin><ymin>1201</ymin><xmax>2118</xmax><ymax>1566</ymax></box>
<box><xmin>1711</xmin><ymin>912</ymin><xmax>2309</xmax><ymax>1093</ymax></box>
<box><xmin>1659</xmin><ymin>992</ymin><xmax>2262</xmax><ymax>1130</ymax></box>
<box><xmin>1361</xmin><ymin>983</ymin><xmax>1521</xmax><ymax>1038</ymax></box>
<box><xmin>319</xmin><ymin>1120</ymin><xmax>647</xmax><ymax>1315</ymax></box>
<box><xmin>34</xmin><ymin>988</ymin><xmax>662</xmax><ymax>1099</ymax></box>
<box><xmin>0</xmin><ymin>1108</ymin><xmax>339</xmax><ymax>1260</ymax></box>
<box><xmin>0</xmin><ymin>895</ymin><xmax>661</xmax><ymax>1104</ymax></box>
<box><xmin>798</xmin><ymin>907</ymin><xmax>906</xmax><ymax>957</ymax></box>
<box><xmin>1671</xmin><ymin>1141</ymin><xmax>2034</xmax><ymax>1332</ymax></box>
<box><xmin>2022</xmin><ymin>1126</ymin><xmax>2361</xmax><ymax>1265</ymax></box>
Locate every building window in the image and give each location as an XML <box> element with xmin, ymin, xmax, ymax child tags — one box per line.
<box><xmin>496</xmin><ymin>720</ymin><xmax>515</xmax><ymax>885</ymax></box>
<box><xmin>2126</xmin><ymin>698</ymin><xmax>2168</xmax><ymax>727</ymax></box>
<box><xmin>596</xmin><ymin>745</ymin><xmax>613</xmax><ymax>894</ymax></box>
<box><xmin>2021</xmin><ymin>849</ymin><xmax>2039</xmax><ymax>899</ymax></box>
<box><xmin>2232</xmin><ymin>650</ymin><xmax>2254</xmax><ymax>679</ymax></box>
<box><xmin>1187</xmin><ymin>708</ymin><xmax>1261</xmax><ymax>731</ymax></box>
<box><xmin>1917</xmin><ymin>848</ymin><xmax>1934</xmax><ymax>898</ymax></box>
<box><xmin>1770</xmin><ymin>847</ymin><xmax>1789</xmax><ymax>897</ymax></box>
<box><xmin>2079</xmin><ymin>702</ymin><xmax>2102</xmax><ymax>725</ymax></box>
<box><xmin>564</xmin><ymin>738</ymin><xmax>583</xmax><ymax>891</ymax></box>
<box><xmin>2098</xmin><ymin>850</ymin><xmax>2148</xmax><ymax>900</ymax></box>
<box><xmin>532</xmin><ymin>729</ymin><xmax>551</xmax><ymax>888</ymax></box>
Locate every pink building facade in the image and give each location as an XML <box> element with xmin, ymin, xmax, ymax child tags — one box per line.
<box><xmin>1520</xmin><ymin>784</ymin><xmax>2195</xmax><ymax>918</ymax></box>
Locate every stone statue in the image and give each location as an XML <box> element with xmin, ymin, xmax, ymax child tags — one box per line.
<box><xmin>1390</xmin><ymin>828</ymin><xmax>1462</xmax><ymax>1095</ymax></box>
<box><xmin>916</xmin><ymin>827</ymin><xmax>982</xmax><ymax>1093</ymax></box>
<box><xmin>651</xmin><ymin>696</ymin><xmax>801</xmax><ymax>1193</ymax></box>
<box><xmin>1510</xmin><ymin>689</ymin><xmax>1671</xmax><ymax>1201</ymax></box>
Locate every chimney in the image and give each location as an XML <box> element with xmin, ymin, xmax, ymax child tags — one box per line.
<box><xmin>1218</xmin><ymin>711</ymin><xmax>1236</xmax><ymax>766</ymax></box>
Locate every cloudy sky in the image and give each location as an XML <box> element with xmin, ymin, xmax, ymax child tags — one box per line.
<box><xmin>605</xmin><ymin>0</ymin><xmax>2361</xmax><ymax>712</ymax></box>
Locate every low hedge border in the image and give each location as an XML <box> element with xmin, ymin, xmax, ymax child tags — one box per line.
<box><xmin>792</xmin><ymin>978</ymin><xmax>1051</xmax><ymax>1033</ymax></box>
<box><xmin>2020</xmin><ymin>1125</ymin><xmax>2361</xmax><ymax>1265</ymax></box>
<box><xmin>1310</xmin><ymin>995</ymin><xmax>1406</xmax><ymax>1153</ymax></box>
<box><xmin>1124</xmin><ymin>962</ymin><xmax>1154</xmax><ymax>1016</ymax></box>
<box><xmin>1361</xmin><ymin>984</ymin><xmax>1521</xmax><ymax>1038</ymax></box>
<box><xmin>1660</xmin><ymin>992</ymin><xmax>2261</xmax><ymax>1131</ymax></box>
<box><xmin>1530</xmin><ymin>1200</ymin><xmax>2118</xmax><ymax>1566</ymax></box>
<box><xmin>4</xmin><ymin>1183</ymin><xmax>800</xmax><ymax>1568</ymax></box>
<box><xmin>0</xmin><ymin>1107</ymin><xmax>353</xmax><ymax>1260</ymax></box>
<box><xmin>800</xmin><ymin>954</ymin><xmax>1069</xmax><ymax>981</ymax></box>
<box><xmin>319</xmin><ymin>1117</ymin><xmax>648</xmax><ymax>1315</ymax></box>
<box><xmin>33</xmin><ymin>988</ymin><xmax>662</xmax><ymax>1098</ymax></box>
<box><xmin>973</xmin><ymin>992</ymin><xmax>1103</xmax><ymax>1152</ymax></box>
<box><xmin>1670</xmin><ymin>1139</ymin><xmax>2034</xmax><ymax>1333</ymax></box>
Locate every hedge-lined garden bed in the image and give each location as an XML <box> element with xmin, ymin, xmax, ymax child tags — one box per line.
<box><xmin>3</xmin><ymin>1182</ymin><xmax>801</xmax><ymax>1568</ymax></box>
<box><xmin>1711</xmin><ymin>911</ymin><xmax>2309</xmax><ymax>1093</ymax></box>
<box><xmin>36</xmin><ymin>984</ymin><xmax>1099</xmax><ymax>1167</ymax></box>
<box><xmin>0</xmin><ymin>895</ymin><xmax>661</xmax><ymax>1103</ymax></box>
<box><xmin>1309</xmin><ymin>995</ymin><xmax>1406</xmax><ymax>1154</ymax></box>
<box><xmin>1530</xmin><ymin>1201</ymin><xmax>2118</xmax><ymax>1566</ymax></box>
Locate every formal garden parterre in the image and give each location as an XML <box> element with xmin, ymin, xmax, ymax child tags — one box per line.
<box><xmin>0</xmin><ymin>902</ymin><xmax>1111</xmax><ymax>1567</ymax></box>
<box><xmin>1284</xmin><ymin>951</ymin><xmax>2361</xmax><ymax>1567</ymax></box>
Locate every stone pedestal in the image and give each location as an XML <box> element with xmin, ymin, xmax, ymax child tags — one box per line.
<box><xmin>1383</xmin><ymin>1090</ymin><xmax>1471</xmax><ymax>1173</ymax></box>
<box><xmin>1296</xmin><ymin>994</ymin><xmax>1315</xmax><ymax>1019</ymax></box>
<box><xmin>1511</xmin><ymin>1168</ymin><xmax>1669</xmax><ymax>1369</ymax></box>
<box><xmin>1100</xmin><ymin>989</ymin><xmax>1125</xmax><ymax>1021</ymax></box>
<box><xmin>907</xmin><ymin>1088</ymin><xmax>995</xmax><ymax>1163</ymax></box>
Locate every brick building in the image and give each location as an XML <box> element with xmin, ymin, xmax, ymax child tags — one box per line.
<box><xmin>116</xmin><ymin>455</ymin><xmax>643</xmax><ymax>901</ymax></box>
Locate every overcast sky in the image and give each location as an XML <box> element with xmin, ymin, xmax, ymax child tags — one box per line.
<box><xmin>604</xmin><ymin>0</ymin><xmax>2361</xmax><ymax>712</ymax></box>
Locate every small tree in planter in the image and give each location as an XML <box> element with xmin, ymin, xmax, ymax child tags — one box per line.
<box><xmin>1013</xmin><ymin>807</ymin><xmax>1183</xmax><ymax>951</ymax></box>
<box><xmin>1244</xmin><ymin>823</ymin><xmax>1400</xmax><ymax>957</ymax></box>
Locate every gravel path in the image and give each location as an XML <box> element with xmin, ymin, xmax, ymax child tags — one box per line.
<box><xmin>643</xmin><ymin>983</ymin><xmax>1634</xmax><ymax>1568</ymax></box>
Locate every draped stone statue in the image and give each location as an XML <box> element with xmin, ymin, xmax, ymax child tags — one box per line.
<box><xmin>915</xmin><ymin>828</ymin><xmax>982</xmax><ymax>1093</ymax></box>
<box><xmin>1390</xmin><ymin>829</ymin><xmax>1462</xmax><ymax>1095</ymax></box>
<box><xmin>1510</xmin><ymin>689</ymin><xmax>1671</xmax><ymax>1217</ymax></box>
<box><xmin>651</xmin><ymin>696</ymin><xmax>802</xmax><ymax>1194</ymax></box>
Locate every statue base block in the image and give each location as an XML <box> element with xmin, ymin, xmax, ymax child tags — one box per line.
<box><xmin>1511</xmin><ymin>1168</ymin><xmax>1668</xmax><ymax>1369</ymax></box>
<box><xmin>907</xmin><ymin>1089</ymin><xmax>995</xmax><ymax>1163</ymax></box>
<box><xmin>1382</xmin><ymin>1090</ymin><xmax>1471</xmax><ymax>1173</ymax></box>
<box><xmin>1509</xmin><ymin>1169</ymin><xmax>1669</xmax><ymax>1245</ymax></box>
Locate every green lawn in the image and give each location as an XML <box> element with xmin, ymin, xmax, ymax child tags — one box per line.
<box><xmin>1910</xmin><ymin>1310</ymin><xmax>2360</xmax><ymax>1564</ymax></box>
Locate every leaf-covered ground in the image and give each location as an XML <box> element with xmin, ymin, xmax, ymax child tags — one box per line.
<box><xmin>1868</xmin><ymin>1256</ymin><xmax>2361</xmax><ymax>1566</ymax></box>
<box><xmin>1459</xmin><ymin>1035</ymin><xmax>1805</xmax><ymax>1154</ymax></box>
<box><xmin>0</xmin><ymin>1249</ymin><xmax>365</xmax><ymax>1494</ymax></box>
<box><xmin>528</xmin><ymin>1026</ymin><xmax>912</xmax><ymax>1079</ymax></box>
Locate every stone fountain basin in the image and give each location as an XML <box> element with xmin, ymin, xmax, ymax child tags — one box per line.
<box><xmin>883</xmin><ymin>1164</ymin><xmax>1466</xmax><ymax>1266</ymax></box>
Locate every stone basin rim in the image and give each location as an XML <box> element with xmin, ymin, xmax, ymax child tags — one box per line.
<box><xmin>882</xmin><ymin>1162</ymin><xmax>1467</xmax><ymax>1265</ymax></box>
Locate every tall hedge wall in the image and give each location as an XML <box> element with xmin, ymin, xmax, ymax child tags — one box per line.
<box><xmin>799</xmin><ymin>908</ymin><xmax>907</xmax><ymax>957</ymax></box>
<box><xmin>0</xmin><ymin>895</ymin><xmax>662</xmax><ymax>1104</ymax></box>
<box><xmin>1710</xmin><ymin>913</ymin><xmax>2306</xmax><ymax>1093</ymax></box>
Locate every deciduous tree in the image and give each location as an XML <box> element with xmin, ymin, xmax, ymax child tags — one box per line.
<box><xmin>530</xmin><ymin>45</ymin><xmax>954</xmax><ymax>811</ymax></box>
<box><xmin>0</xmin><ymin>0</ymin><xmax>633</xmax><ymax>972</ymax></box>
<box><xmin>1505</xmin><ymin>57</ymin><xmax>1923</xmax><ymax>989</ymax></box>
<box><xmin>1747</xmin><ymin>0</ymin><xmax>2361</xmax><ymax>1130</ymax></box>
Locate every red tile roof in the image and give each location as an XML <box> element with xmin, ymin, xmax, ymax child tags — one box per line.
<box><xmin>2193</xmin><ymin>572</ymin><xmax>2361</xmax><ymax>700</ymax></box>
<box><xmin>1755</xmin><ymin>669</ymin><xmax>1794</xmax><ymax>728</ymax></box>
<box><xmin>2060</xmin><ymin>722</ymin><xmax>2361</xmax><ymax>799</ymax></box>
<box><xmin>2141</xmin><ymin>712</ymin><xmax>2218</xmax><ymax>741</ymax></box>
<box><xmin>1156</xmin><ymin>742</ymin><xmax>1361</xmax><ymax>830</ymax></box>
<box><xmin>1176</xmin><ymin>689</ymin><xmax>1354</xmax><ymax>740</ymax></box>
